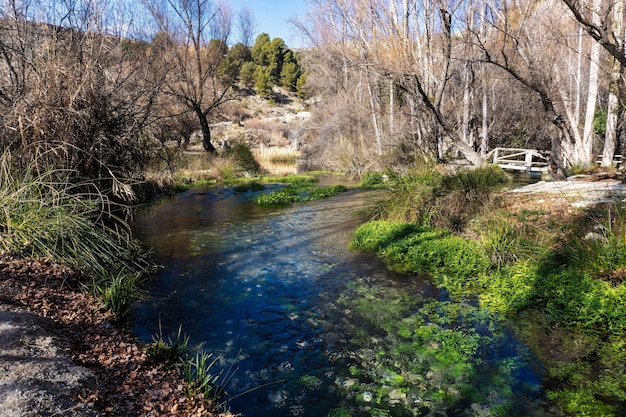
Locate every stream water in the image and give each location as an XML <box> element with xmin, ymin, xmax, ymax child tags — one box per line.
<box><xmin>132</xmin><ymin>184</ymin><xmax>554</xmax><ymax>417</ymax></box>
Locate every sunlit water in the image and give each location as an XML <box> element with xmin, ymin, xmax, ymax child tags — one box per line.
<box><xmin>132</xmin><ymin>185</ymin><xmax>552</xmax><ymax>417</ymax></box>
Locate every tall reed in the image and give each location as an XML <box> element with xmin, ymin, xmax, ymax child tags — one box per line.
<box><xmin>0</xmin><ymin>148</ymin><xmax>147</xmax><ymax>279</ymax></box>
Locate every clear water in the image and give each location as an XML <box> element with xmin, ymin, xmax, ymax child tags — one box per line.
<box><xmin>132</xmin><ymin>186</ymin><xmax>553</xmax><ymax>417</ymax></box>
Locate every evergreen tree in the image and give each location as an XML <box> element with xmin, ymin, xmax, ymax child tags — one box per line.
<box><xmin>280</xmin><ymin>50</ymin><xmax>300</xmax><ymax>91</ymax></box>
<box><xmin>296</xmin><ymin>72</ymin><xmax>308</xmax><ymax>99</ymax></box>
<box><xmin>266</xmin><ymin>37</ymin><xmax>286</xmax><ymax>84</ymax></box>
<box><xmin>254</xmin><ymin>66</ymin><xmax>273</xmax><ymax>97</ymax></box>
<box><xmin>240</xmin><ymin>62</ymin><xmax>257</xmax><ymax>88</ymax></box>
<box><xmin>251</xmin><ymin>33</ymin><xmax>271</xmax><ymax>66</ymax></box>
<box><xmin>218</xmin><ymin>42</ymin><xmax>251</xmax><ymax>84</ymax></box>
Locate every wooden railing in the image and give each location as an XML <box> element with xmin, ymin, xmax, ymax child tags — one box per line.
<box><xmin>484</xmin><ymin>148</ymin><xmax>550</xmax><ymax>173</ymax></box>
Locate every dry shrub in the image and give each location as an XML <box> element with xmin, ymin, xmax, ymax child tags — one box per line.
<box><xmin>207</xmin><ymin>155</ymin><xmax>241</xmax><ymax>180</ymax></box>
<box><xmin>244</xmin><ymin>118</ymin><xmax>290</xmax><ymax>147</ymax></box>
<box><xmin>220</xmin><ymin>103</ymin><xmax>252</xmax><ymax>123</ymax></box>
<box><xmin>253</xmin><ymin>146</ymin><xmax>300</xmax><ymax>164</ymax></box>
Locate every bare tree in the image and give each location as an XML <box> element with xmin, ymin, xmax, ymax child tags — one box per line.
<box><xmin>0</xmin><ymin>0</ymin><xmax>162</xmax><ymax>179</ymax></box>
<box><xmin>238</xmin><ymin>6</ymin><xmax>257</xmax><ymax>47</ymax></box>
<box><xmin>143</xmin><ymin>0</ymin><xmax>237</xmax><ymax>153</ymax></box>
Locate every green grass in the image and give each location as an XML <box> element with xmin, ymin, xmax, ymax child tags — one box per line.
<box><xmin>0</xmin><ymin>147</ymin><xmax>152</xmax><ymax>323</ymax></box>
<box><xmin>0</xmin><ymin>149</ymin><xmax>149</xmax><ymax>278</ymax></box>
<box><xmin>146</xmin><ymin>325</ymin><xmax>190</xmax><ymax>366</ymax></box>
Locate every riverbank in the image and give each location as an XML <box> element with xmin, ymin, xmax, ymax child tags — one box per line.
<box><xmin>351</xmin><ymin>175</ymin><xmax>626</xmax><ymax>416</ymax></box>
<box><xmin>0</xmin><ymin>258</ymin><xmax>233</xmax><ymax>417</ymax></box>
<box><xmin>1</xmin><ymin>177</ymin><xmax>624</xmax><ymax>416</ymax></box>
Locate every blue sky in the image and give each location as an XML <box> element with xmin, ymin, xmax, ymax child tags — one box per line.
<box><xmin>228</xmin><ymin>0</ymin><xmax>310</xmax><ymax>48</ymax></box>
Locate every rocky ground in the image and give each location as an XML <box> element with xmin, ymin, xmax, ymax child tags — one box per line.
<box><xmin>0</xmin><ymin>176</ymin><xmax>623</xmax><ymax>417</ymax></box>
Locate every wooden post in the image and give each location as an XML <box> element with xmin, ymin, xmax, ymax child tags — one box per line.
<box><xmin>525</xmin><ymin>150</ymin><xmax>533</xmax><ymax>171</ymax></box>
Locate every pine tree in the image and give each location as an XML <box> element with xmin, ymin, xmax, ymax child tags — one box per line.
<box><xmin>254</xmin><ymin>66</ymin><xmax>273</xmax><ymax>97</ymax></box>
<box><xmin>240</xmin><ymin>62</ymin><xmax>257</xmax><ymax>88</ymax></box>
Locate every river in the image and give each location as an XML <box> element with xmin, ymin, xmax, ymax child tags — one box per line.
<box><xmin>131</xmin><ymin>184</ymin><xmax>553</xmax><ymax>417</ymax></box>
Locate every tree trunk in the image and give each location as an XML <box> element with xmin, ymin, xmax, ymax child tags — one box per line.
<box><xmin>462</xmin><ymin>62</ymin><xmax>473</xmax><ymax>148</ymax></box>
<box><xmin>480</xmin><ymin>70</ymin><xmax>489</xmax><ymax>156</ymax></box>
<box><xmin>198</xmin><ymin>110</ymin><xmax>216</xmax><ymax>153</ymax></box>
<box><xmin>365</xmin><ymin>70</ymin><xmax>383</xmax><ymax>156</ymax></box>
<box><xmin>389</xmin><ymin>78</ymin><xmax>395</xmax><ymax>138</ymax></box>
<box><xmin>602</xmin><ymin>0</ymin><xmax>624</xmax><ymax>167</ymax></box>
<box><xmin>580</xmin><ymin>0</ymin><xmax>602</xmax><ymax>167</ymax></box>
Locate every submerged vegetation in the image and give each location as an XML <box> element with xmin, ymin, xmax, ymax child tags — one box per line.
<box><xmin>253</xmin><ymin>177</ymin><xmax>349</xmax><ymax>207</ymax></box>
<box><xmin>350</xmin><ymin>164</ymin><xmax>626</xmax><ymax>416</ymax></box>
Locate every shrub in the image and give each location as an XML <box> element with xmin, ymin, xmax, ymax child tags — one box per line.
<box><xmin>0</xmin><ymin>148</ymin><xmax>148</xmax><ymax>278</ymax></box>
<box><xmin>225</xmin><ymin>140</ymin><xmax>261</xmax><ymax>173</ymax></box>
<box><xmin>359</xmin><ymin>172</ymin><xmax>386</xmax><ymax>189</ymax></box>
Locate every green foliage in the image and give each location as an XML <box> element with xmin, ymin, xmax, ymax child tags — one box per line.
<box><xmin>251</xmin><ymin>33</ymin><xmax>271</xmax><ymax>66</ymax></box>
<box><xmin>254</xmin><ymin>182</ymin><xmax>349</xmax><ymax>207</ymax></box>
<box><xmin>254</xmin><ymin>66</ymin><xmax>273</xmax><ymax>97</ymax></box>
<box><xmin>353</xmin><ymin>176</ymin><xmax>626</xmax><ymax>415</ymax></box>
<box><xmin>594</xmin><ymin>107</ymin><xmax>608</xmax><ymax>136</ymax></box>
<box><xmin>249</xmin><ymin>33</ymin><xmax>301</xmax><ymax>93</ymax></box>
<box><xmin>0</xmin><ymin>149</ymin><xmax>149</xmax><ymax>278</ymax></box>
<box><xmin>296</xmin><ymin>72</ymin><xmax>309</xmax><ymax>99</ymax></box>
<box><xmin>240</xmin><ymin>61</ymin><xmax>257</xmax><ymax>88</ymax></box>
<box><xmin>225</xmin><ymin>140</ymin><xmax>261</xmax><ymax>173</ymax></box>
<box><xmin>327</xmin><ymin>408</ymin><xmax>352</xmax><ymax>417</ymax></box>
<box><xmin>472</xmin><ymin>212</ymin><xmax>547</xmax><ymax>267</ymax></box>
<box><xmin>181</xmin><ymin>351</ymin><xmax>224</xmax><ymax>399</ymax></box>
<box><xmin>359</xmin><ymin>172</ymin><xmax>386</xmax><ymax>189</ymax></box>
<box><xmin>263</xmin><ymin>174</ymin><xmax>318</xmax><ymax>184</ymax></box>
<box><xmin>233</xmin><ymin>181</ymin><xmax>265</xmax><ymax>193</ymax></box>
<box><xmin>97</xmin><ymin>270</ymin><xmax>143</xmax><ymax>322</ymax></box>
<box><xmin>374</xmin><ymin>166</ymin><xmax>442</xmax><ymax>225</ymax></box>
<box><xmin>350</xmin><ymin>221</ymin><xmax>424</xmax><ymax>252</ymax></box>
<box><xmin>352</xmin><ymin>221</ymin><xmax>490</xmax><ymax>293</ymax></box>
<box><xmin>280</xmin><ymin>61</ymin><xmax>300</xmax><ymax>91</ymax></box>
<box><xmin>374</xmin><ymin>164</ymin><xmax>509</xmax><ymax>230</ymax></box>
<box><xmin>146</xmin><ymin>325</ymin><xmax>189</xmax><ymax>366</ymax></box>
<box><xmin>218</xmin><ymin>42</ymin><xmax>251</xmax><ymax>85</ymax></box>
<box><xmin>548</xmin><ymin>389</ymin><xmax>615</xmax><ymax>417</ymax></box>
<box><xmin>338</xmin><ymin>276</ymin><xmax>522</xmax><ymax>415</ymax></box>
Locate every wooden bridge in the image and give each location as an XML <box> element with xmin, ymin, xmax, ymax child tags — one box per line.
<box><xmin>484</xmin><ymin>148</ymin><xmax>550</xmax><ymax>173</ymax></box>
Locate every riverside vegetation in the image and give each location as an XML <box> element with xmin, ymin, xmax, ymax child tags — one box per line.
<box><xmin>3</xmin><ymin>133</ymin><xmax>626</xmax><ymax>416</ymax></box>
<box><xmin>349</xmin><ymin>164</ymin><xmax>626</xmax><ymax>416</ymax></box>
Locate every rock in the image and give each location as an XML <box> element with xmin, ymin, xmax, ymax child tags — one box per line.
<box><xmin>0</xmin><ymin>306</ymin><xmax>99</xmax><ymax>417</ymax></box>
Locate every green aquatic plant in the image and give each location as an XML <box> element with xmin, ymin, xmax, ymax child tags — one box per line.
<box><xmin>254</xmin><ymin>183</ymin><xmax>349</xmax><ymax>207</ymax></box>
<box><xmin>352</xmin><ymin>221</ymin><xmax>490</xmax><ymax>295</ymax></box>
<box><xmin>233</xmin><ymin>180</ymin><xmax>265</xmax><ymax>193</ymax></box>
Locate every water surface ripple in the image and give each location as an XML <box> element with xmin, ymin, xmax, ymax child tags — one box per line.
<box><xmin>132</xmin><ymin>186</ymin><xmax>549</xmax><ymax>417</ymax></box>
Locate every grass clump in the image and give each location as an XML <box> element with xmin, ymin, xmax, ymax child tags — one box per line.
<box><xmin>181</xmin><ymin>351</ymin><xmax>234</xmax><ymax>401</ymax></box>
<box><xmin>97</xmin><ymin>270</ymin><xmax>144</xmax><ymax>322</ymax></box>
<box><xmin>373</xmin><ymin>164</ymin><xmax>509</xmax><ymax>230</ymax></box>
<box><xmin>0</xmin><ymin>148</ymin><xmax>148</xmax><ymax>278</ymax></box>
<box><xmin>225</xmin><ymin>140</ymin><xmax>261</xmax><ymax>174</ymax></box>
<box><xmin>146</xmin><ymin>325</ymin><xmax>190</xmax><ymax>366</ymax></box>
